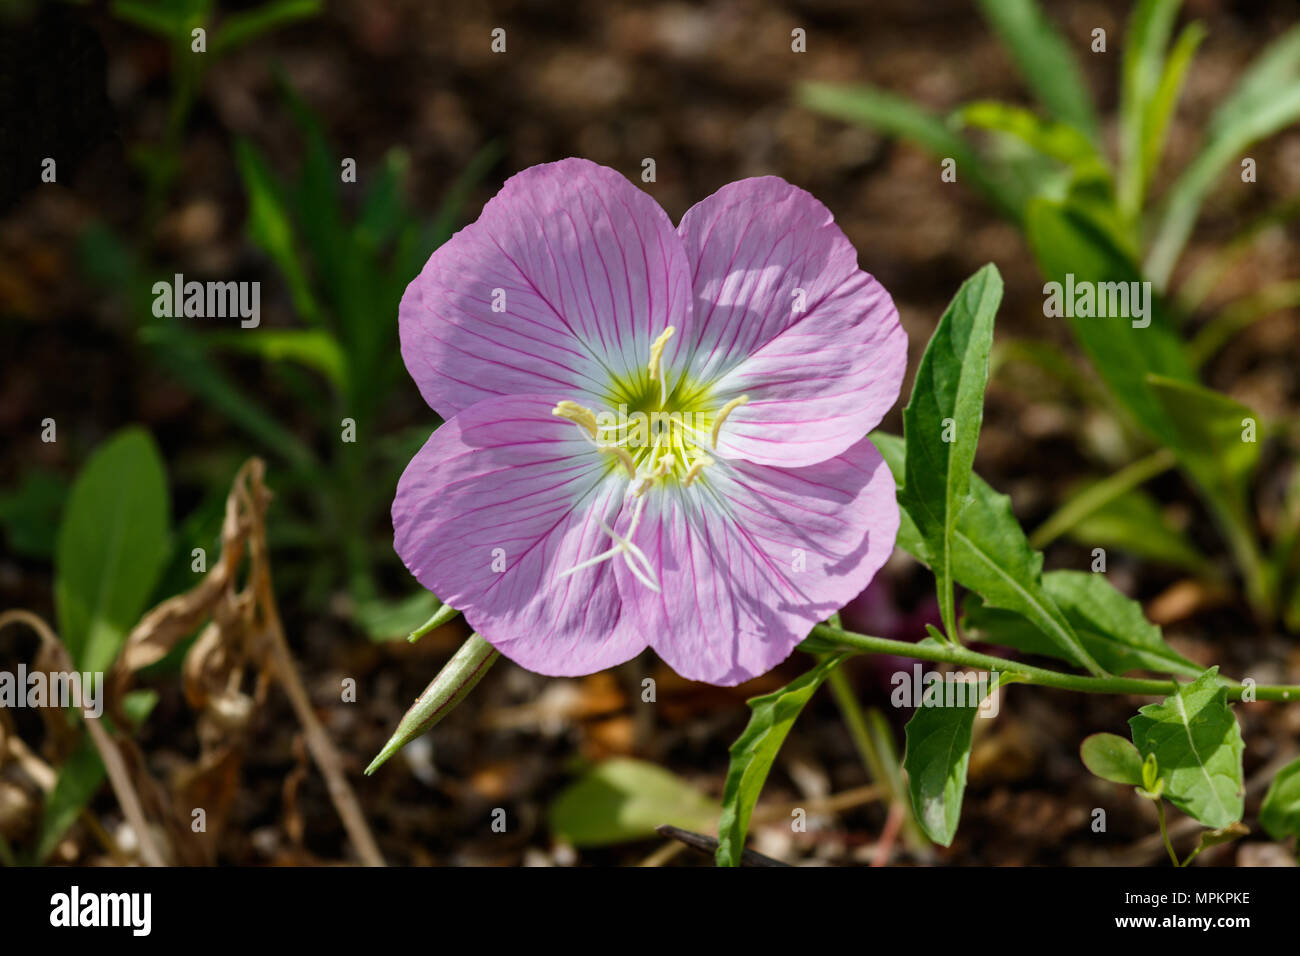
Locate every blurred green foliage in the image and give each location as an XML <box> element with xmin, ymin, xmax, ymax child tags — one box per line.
<box><xmin>802</xmin><ymin>0</ymin><xmax>1300</xmax><ymax>623</ymax></box>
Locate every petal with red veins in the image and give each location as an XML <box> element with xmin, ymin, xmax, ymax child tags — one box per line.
<box><xmin>612</xmin><ymin>436</ymin><xmax>899</xmax><ymax>685</ymax></box>
<box><xmin>393</xmin><ymin>394</ymin><xmax>647</xmax><ymax>676</ymax></box>
<box><xmin>400</xmin><ymin>158</ymin><xmax>692</xmax><ymax>419</ymax></box>
<box><xmin>673</xmin><ymin>176</ymin><xmax>906</xmax><ymax>467</ymax></box>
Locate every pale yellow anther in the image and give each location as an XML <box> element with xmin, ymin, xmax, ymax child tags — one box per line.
<box><xmin>682</xmin><ymin>454</ymin><xmax>714</xmax><ymax>487</ymax></box>
<box><xmin>552</xmin><ymin>400</ymin><xmax>599</xmax><ymax>439</ymax></box>
<box><xmin>602</xmin><ymin>444</ymin><xmax>637</xmax><ymax>478</ymax></box>
<box><xmin>647</xmin><ymin>326</ymin><xmax>676</xmax><ymax>382</ymax></box>
<box><xmin>710</xmin><ymin>394</ymin><xmax>750</xmax><ymax>448</ymax></box>
<box><xmin>632</xmin><ymin>455</ymin><xmax>672</xmax><ymax>497</ymax></box>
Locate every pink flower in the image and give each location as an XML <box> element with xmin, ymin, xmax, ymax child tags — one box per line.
<box><xmin>394</xmin><ymin>159</ymin><xmax>906</xmax><ymax>685</ymax></box>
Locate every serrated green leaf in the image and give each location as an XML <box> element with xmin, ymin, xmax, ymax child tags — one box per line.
<box><xmin>1259</xmin><ymin>756</ymin><xmax>1300</xmax><ymax>843</ymax></box>
<box><xmin>874</xmin><ymin>432</ymin><xmax>1104</xmax><ymax>676</ymax></box>
<box><xmin>964</xmin><ymin>570</ymin><xmax>1203</xmax><ymax>677</ymax></box>
<box><xmin>1129</xmin><ymin>668</ymin><xmax>1245</xmax><ymax>829</ymax></box>
<box><xmin>716</xmin><ymin>655</ymin><xmax>847</xmax><ymax>866</ymax></box>
<box><xmin>548</xmin><ymin>758</ymin><xmax>718</xmax><ymax>847</ymax></box>
<box><xmin>55</xmin><ymin>428</ymin><xmax>170</xmax><ymax>675</ymax></box>
<box><xmin>1081</xmin><ymin>732</ymin><xmax>1145</xmax><ymax>786</ymax></box>
<box><xmin>904</xmin><ymin>673</ymin><xmax>1001</xmax><ymax>846</ymax></box>
<box><xmin>899</xmin><ymin>263</ymin><xmax>1002</xmax><ymax>641</ymax></box>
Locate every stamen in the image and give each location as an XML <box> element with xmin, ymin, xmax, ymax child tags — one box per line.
<box><xmin>647</xmin><ymin>326</ymin><xmax>675</xmax><ymax>381</ymax></box>
<box><xmin>602</xmin><ymin>444</ymin><xmax>637</xmax><ymax>478</ymax></box>
<box><xmin>556</xmin><ymin>496</ymin><xmax>660</xmax><ymax>593</ymax></box>
<box><xmin>711</xmin><ymin>394</ymin><xmax>749</xmax><ymax>448</ymax></box>
<box><xmin>552</xmin><ymin>400</ymin><xmax>600</xmax><ymax>439</ymax></box>
<box><xmin>682</xmin><ymin>454</ymin><xmax>713</xmax><ymax>487</ymax></box>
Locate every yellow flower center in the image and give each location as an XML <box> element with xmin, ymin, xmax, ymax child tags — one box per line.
<box><xmin>549</xmin><ymin>326</ymin><xmax>749</xmax><ymax>589</ymax></box>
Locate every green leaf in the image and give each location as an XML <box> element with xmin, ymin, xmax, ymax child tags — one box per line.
<box><xmin>716</xmin><ymin>654</ymin><xmax>847</xmax><ymax>866</ymax></box>
<box><xmin>899</xmin><ymin>263</ymin><xmax>1002</xmax><ymax>641</ymax></box>
<box><xmin>1147</xmin><ymin>24</ymin><xmax>1300</xmax><ymax>286</ymax></box>
<box><xmin>34</xmin><ymin>735</ymin><xmax>103</xmax><ymax>863</ymax></box>
<box><xmin>904</xmin><ymin>673</ymin><xmax>1001</xmax><ymax>846</ymax></box>
<box><xmin>110</xmin><ymin>0</ymin><xmax>187</xmax><ymax>38</ymax></box>
<box><xmin>1129</xmin><ymin>668</ymin><xmax>1245</xmax><ymax>829</ymax></box>
<box><xmin>212</xmin><ymin>0</ymin><xmax>320</xmax><ymax>55</ymax></box>
<box><xmin>1139</xmin><ymin>22</ymin><xmax>1206</xmax><ymax>202</ymax></box>
<box><xmin>974</xmin><ymin>0</ymin><xmax>1099</xmax><ymax>141</ymax></box>
<box><xmin>352</xmin><ymin>590</ymin><xmax>438</xmax><ymax>643</ymax></box>
<box><xmin>957</xmin><ymin>101</ymin><xmax>1104</xmax><ymax>172</ymax></box>
<box><xmin>1259</xmin><ymin>755</ymin><xmax>1300</xmax><ymax>843</ymax></box>
<box><xmin>1147</xmin><ymin>376</ymin><xmax>1261</xmax><ymax>524</ymax></box>
<box><xmin>0</xmin><ymin>469</ymin><xmax>68</xmax><ymax>559</ymax></box>
<box><xmin>873</xmin><ymin>432</ymin><xmax>1104</xmax><ymax>676</ymax></box>
<box><xmin>548</xmin><ymin>758</ymin><xmax>718</xmax><ymax>847</ymax></box>
<box><xmin>1064</xmin><ymin>485</ymin><xmax>1210</xmax><ymax>575</ymax></box>
<box><xmin>55</xmin><ymin>428</ymin><xmax>170</xmax><ymax>675</ymax></box>
<box><xmin>1081</xmin><ymin>733</ymin><xmax>1145</xmax><ymax>786</ymax></box>
<box><xmin>964</xmin><ymin>570</ymin><xmax>1203</xmax><ymax>678</ymax></box>
<box><xmin>33</xmin><ymin>690</ymin><xmax>157</xmax><ymax>863</ymax></box>
<box><xmin>796</xmin><ymin>82</ymin><xmax>1021</xmax><ymax>220</ymax></box>
<box><xmin>365</xmin><ymin>634</ymin><xmax>499</xmax><ymax>774</ymax></box>
<box><xmin>234</xmin><ymin>139</ymin><xmax>325</xmax><ymax>328</ymax></box>
<box><xmin>199</xmin><ymin>328</ymin><xmax>348</xmax><ymax>391</ymax></box>
<box><xmin>1026</xmin><ymin>197</ymin><xmax>1194</xmax><ymax>445</ymax></box>
<box><xmin>1117</xmin><ymin>0</ymin><xmax>1183</xmax><ymax>217</ymax></box>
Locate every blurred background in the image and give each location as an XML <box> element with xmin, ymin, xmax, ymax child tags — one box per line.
<box><xmin>1</xmin><ymin>0</ymin><xmax>1298</xmax><ymax>866</ymax></box>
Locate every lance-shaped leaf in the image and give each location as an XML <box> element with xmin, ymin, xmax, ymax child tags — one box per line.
<box><xmin>899</xmin><ymin>263</ymin><xmax>1002</xmax><ymax>642</ymax></box>
<box><xmin>1148</xmin><ymin>376</ymin><xmax>1261</xmax><ymax>526</ymax></box>
<box><xmin>874</xmin><ymin>432</ymin><xmax>1104</xmax><ymax>676</ymax></box>
<box><xmin>365</xmin><ymin>632</ymin><xmax>498</xmax><ymax>775</ymax></box>
<box><xmin>1129</xmin><ymin>668</ymin><xmax>1245</xmax><ymax>829</ymax></box>
<box><xmin>964</xmin><ymin>570</ymin><xmax>1203</xmax><ymax>678</ymax></box>
<box><xmin>797</xmin><ymin>83</ymin><xmax>1021</xmax><ymax>220</ymax></box>
<box><xmin>1026</xmin><ymin>198</ymin><xmax>1194</xmax><ymax>447</ymax></box>
<box><xmin>974</xmin><ymin>0</ymin><xmax>1099</xmax><ymax>142</ymax></box>
<box><xmin>1080</xmin><ymin>733</ymin><xmax>1145</xmax><ymax>786</ymax></box>
<box><xmin>1059</xmin><ymin>484</ymin><xmax>1210</xmax><ymax>575</ymax></box>
<box><xmin>716</xmin><ymin>654</ymin><xmax>847</xmax><ymax>867</ymax></box>
<box><xmin>1259</xmin><ymin>755</ymin><xmax>1300</xmax><ymax>844</ymax></box>
<box><xmin>904</xmin><ymin>672</ymin><xmax>1002</xmax><ymax>846</ymax></box>
<box><xmin>55</xmin><ymin>427</ymin><xmax>171</xmax><ymax>675</ymax></box>
<box><xmin>1147</xmin><ymin>23</ymin><xmax>1300</xmax><ymax>286</ymax></box>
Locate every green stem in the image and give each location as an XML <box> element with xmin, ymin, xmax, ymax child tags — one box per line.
<box><xmin>810</xmin><ymin>624</ymin><xmax>1300</xmax><ymax>703</ymax></box>
<box><xmin>826</xmin><ymin>666</ymin><xmax>929</xmax><ymax>853</ymax></box>
<box><xmin>1155</xmin><ymin>801</ymin><xmax>1180</xmax><ymax>867</ymax></box>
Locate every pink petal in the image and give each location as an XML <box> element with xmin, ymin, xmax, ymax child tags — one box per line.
<box><xmin>612</xmin><ymin>436</ymin><xmax>899</xmax><ymax>685</ymax></box>
<box><xmin>399</xmin><ymin>158</ymin><xmax>692</xmax><ymax>420</ymax></box>
<box><xmin>393</xmin><ymin>394</ymin><xmax>647</xmax><ymax>676</ymax></box>
<box><xmin>673</xmin><ymin>177</ymin><xmax>906</xmax><ymax>467</ymax></box>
